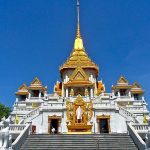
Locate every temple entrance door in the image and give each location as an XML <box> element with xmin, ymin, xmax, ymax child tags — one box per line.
<box><xmin>48</xmin><ymin>116</ymin><xmax>61</xmax><ymax>134</ymax></box>
<box><xmin>97</xmin><ymin>115</ymin><xmax>110</xmax><ymax>134</ymax></box>
<box><xmin>99</xmin><ymin>119</ymin><xmax>109</xmax><ymax>133</ymax></box>
<box><xmin>50</xmin><ymin>119</ymin><xmax>59</xmax><ymax>134</ymax></box>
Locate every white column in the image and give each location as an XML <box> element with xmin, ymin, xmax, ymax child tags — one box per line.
<box><xmin>29</xmin><ymin>93</ymin><xmax>31</xmax><ymax>98</ymax></box>
<box><xmin>66</xmin><ymin>88</ymin><xmax>68</xmax><ymax>98</ymax></box>
<box><xmin>129</xmin><ymin>91</ymin><xmax>131</xmax><ymax>98</ymax></box>
<box><xmin>112</xmin><ymin>90</ymin><xmax>115</xmax><ymax>96</ymax></box>
<box><xmin>142</xmin><ymin>96</ymin><xmax>145</xmax><ymax>101</ymax></box>
<box><xmin>62</xmin><ymin>83</ymin><xmax>64</xmax><ymax>97</ymax></box>
<box><xmin>118</xmin><ymin>90</ymin><xmax>120</xmax><ymax>97</ymax></box>
<box><xmin>16</xmin><ymin>98</ymin><xmax>18</xmax><ymax>102</ymax></box>
<box><xmin>90</xmin><ymin>88</ymin><xmax>94</xmax><ymax>98</ymax></box>
<box><xmin>39</xmin><ymin>91</ymin><xmax>41</xmax><ymax>98</ymax></box>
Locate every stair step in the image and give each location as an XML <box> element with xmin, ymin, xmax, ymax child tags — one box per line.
<box><xmin>20</xmin><ymin>134</ymin><xmax>138</xmax><ymax>150</ymax></box>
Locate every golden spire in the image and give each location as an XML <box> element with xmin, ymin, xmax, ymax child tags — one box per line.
<box><xmin>60</xmin><ymin>0</ymin><xmax>99</xmax><ymax>76</ymax></box>
<box><xmin>76</xmin><ymin>0</ymin><xmax>81</xmax><ymax>38</ymax></box>
<box><xmin>76</xmin><ymin>23</ymin><xmax>81</xmax><ymax>38</ymax></box>
<box><xmin>74</xmin><ymin>0</ymin><xmax>83</xmax><ymax>50</ymax></box>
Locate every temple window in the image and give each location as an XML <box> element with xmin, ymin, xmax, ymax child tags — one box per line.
<box><xmin>41</xmin><ymin>93</ymin><xmax>44</xmax><ymax>97</ymax></box>
<box><xmin>133</xmin><ymin>94</ymin><xmax>140</xmax><ymax>100</ymax></box>
<box><xmin>31</xmin><ymin>90</ymin><xmax>39</xmax><ymax>97</ymax></box>
<box><xmin>18</xmin><ymin>95</ymin><xmax>26</xmax><ymax>101</ymax></box>
<box><xmin>120</xmin><ymin>89</ymin><xmax>127</xmax><ymax>96</ymax></box>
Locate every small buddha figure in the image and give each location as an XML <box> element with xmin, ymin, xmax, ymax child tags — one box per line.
<box><xmin>85</xmin><ymin>89</ymin><xmax>89</xmax><ymax>96</ymax></box>
<box><xmin>70</xmin><ymin>89</ymin><xmax>74</xmax><ymax>97</ymax></box>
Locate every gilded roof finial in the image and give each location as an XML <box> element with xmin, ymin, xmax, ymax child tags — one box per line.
<box><xmin>59</xmin><ymin>0</ymin><xmax>99</xmax><ymax>75</ymax></box>
<box><xmin>74</xmin><ymin>0</ymin><xmax>83</xmax><ymax>49</ymax></box>
<box><xmin>76</xmin><ymin>0</ymin><xmax>81</xmax><ymax>38</ymax></box>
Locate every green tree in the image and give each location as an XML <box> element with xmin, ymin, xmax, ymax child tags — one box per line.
<box><xmin>0</xmin><ymin>103</ymin><xmax>11</xmax><ymax>121</ymax></box>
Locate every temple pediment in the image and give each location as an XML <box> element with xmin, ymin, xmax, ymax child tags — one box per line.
<box><xmin>31</xmin><ymin>77</ymin><xmax>42</xmax><ymax>86</ymax></box>
<box><xmin>18</xmin><ymin>84</ymin><xmax>28</xmax><ymax>91</ymax></box>
<box><xmin>131</xmin><ymin>82</ymin><xmax>144</xmax><ymax>94</ymax></box>
<box><xmin>70</xmin><ymin>67</ymin><xmax>89</xmax><ymax>81</ymax></box>
<box><xmin>28</xmin><ymin>77</ymin><xmax>46</xmax><ymax>91</ymax></box>
<box><xmin>15</xmin><ymin>84</ymin><xmax>28</xmax><ymax>95</ymax></box>
<box><xmin>117</xmin><ymin>76</ymin><xmax>128</xmax><ymax>84</ymax></box>
<box><xmin>132</xmin><ymin>82</ymin><xmax>141</xmax><ymax>89</ymax></box>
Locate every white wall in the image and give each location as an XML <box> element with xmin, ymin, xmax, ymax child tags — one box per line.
<box><xmin>93</xmin><ymin>111</ymin><xmax>127</xmax><ymax>133</ymax></box>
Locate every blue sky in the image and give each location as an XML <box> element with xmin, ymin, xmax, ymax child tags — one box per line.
<box><xmin>0</xmin><ymin>0</ymin><xmax>150</xmax><ymax>108</ymax></box>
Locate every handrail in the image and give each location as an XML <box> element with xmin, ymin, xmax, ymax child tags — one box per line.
<box><xmin>118</xmin><ymin>106</ymin><xmax>137</xmax><ymax>123</ymax></box>
<box><xmin>12</xmin><ymin>123</ymin><xmax>31</xmax><ymax>150</ymax></box>
<box><xmin>19</xmin><ymin>107</ymin><xmax>40</xmax><ymax>124</ymax></box>
<box><xmin>26</xmin><ymin>107</ymin><xmax>40</xmax><ymax>118</ymax></box>
<box><xmin>132</xmin><ymin>124</ymin><xmax>148</xmax><ymax>133</ymax></box>
<box><xmin>127</xmin><ymin>123</ymin><xmax>146</xmax><ymax>150</ymax></box>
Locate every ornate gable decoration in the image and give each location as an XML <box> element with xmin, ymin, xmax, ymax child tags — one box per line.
<box><xmin>18</xmin><ymin>84</ymin><xmax>28</xmax><ymax>91</ymax></box>
<box><xmin>132</xmin><ymin>82</ymin><xmax>141</xmax><ymax>89</ymax></box>
<box><xmin>131</xmin><ymin>82</ymin><xmax>144</xmax><ymax>94</ymax></box>
<box><xmin>117</xmin><ymin>76</ymin><xmax>128</xmax><ymax>85</ymax></box>
<box><xmin>29</xmin><ymin>77</ymin><xmax>46</xmax><ymax>91</ymax></box>
<box><xmin>73</xmin><ymin>94</ymin><xmax>86</xmax><ymax>106</ymax></box>
<box><xmin>31</xmin><ymin>77</ymin><xmax>42</xmax><ymax>86</ymax></box>
<box><xmin>16</xmin><ymin>84</ymin><xmax>28</xmax><ymax>95</ymax></box>
<box><xmin>70</xmin><ymin>67</ymin><xmax>88</xmax><ymax>81</ymax></box>
<box><xmin>112</xmin><ymin>76</ymin><xmax>131</xmax><ymax>90</ymax></box>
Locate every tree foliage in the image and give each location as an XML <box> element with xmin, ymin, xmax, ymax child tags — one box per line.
<box><xmin>0</xmin><ymin>103</ymin><xmax>11</xmax><ymax>121</ymax></box>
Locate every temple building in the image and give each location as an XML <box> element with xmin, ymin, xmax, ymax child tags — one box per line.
<box><xmin>10</xmin><ymin>0</ymin><xmax>149</xmax><ymax>134</ymax></box>
<box><xmin>1</xmin><ymin>1</ymin><xmax>150</xmax><ymax>150</ymax></box>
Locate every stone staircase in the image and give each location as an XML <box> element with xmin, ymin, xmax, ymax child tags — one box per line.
<box><xmin>20</xmin><ymin>134</ymin><xmax>138</xmax><ymax>150</ymax></box>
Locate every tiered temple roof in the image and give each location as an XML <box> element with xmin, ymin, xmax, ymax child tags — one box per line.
<box><xmin>60</xmin><ymin>24</ymin><xmax>99</xmax><ymax>76</ymax></box>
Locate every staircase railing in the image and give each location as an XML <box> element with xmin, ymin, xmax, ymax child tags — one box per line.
<box><xmin>132</xmin><ymin>124</ymin><xmax>149</xmax><ymax>133</ymax></box>
<box><xmin>20</xmin><ymin>107</ymin><xmax>40</xmax><ymax>124</ymax></box>
<box><xmin>127</xmin><ymin>123</ymin><xmax>146</xmax><ymax>150</ymax></box>
<box><xmin>0</xmin><ymin>124</ymin><xmax>26</xmax><ymax>133</ymax></box>
<box><xmin>12</xmin><ymin>123</ymin><xmax>31</xmax><ymax>150</ymax></box>
<box><xmin>118</xmin><ymin>106</ymin><xmax>137</xmax><ymax>123</ymax></box>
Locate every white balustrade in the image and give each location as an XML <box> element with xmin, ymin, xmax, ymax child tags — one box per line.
<box><xmin>133</xmin><ymin>100</ymin><xmax>146</xmax><ymax>106</ymax></box>
<box><xmin>0</xmin><ymin>125</ymin><xmax>26</xmax><ymax>133</ymax></box>
<box><xmin>119</xmin><ymin>106</ymin><xmax>136</xmax><ymax>122</ymax></box>
<box><xmin>13</xmin><ymin>107</ymin><xmax>32</xmax><ymax>112</ymax></box>
<box><xmin>132</xmin><ymin>124</ymin><xmax>148</xmax><ymax>133</ymax></box>
<box><xmin>42</xmin><ymin>103</ymin><xmax>64</xmax><ymax>110</ymax></box>
<box><xmin>9</xmin><ymin>125</ymin><xmax>26</xmax><ymax>133</ymax></box>
<box><xmin>16</xmin><ymin>101</ymin><xmax>26</xmax><ymax>104</ymax></box>
<box><xmin>26</xmin><ymin>107</ymin><xmax>40</xmax><ymax>119</ymax></box>
<box><xmin>117</xmin><ymin>96</ymin><xmax>131</xmax><ymax>100</ymax></box>
<box><xmin>126</xmin><ymin>106</ymin><xmax>147</xmax><ymax>112</ymax></box>
<box><xmin>93</xmin><ymin>103</ymin><xmax>115</xmax><ymax>109</ymax></box>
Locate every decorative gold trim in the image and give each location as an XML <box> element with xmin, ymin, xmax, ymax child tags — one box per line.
<box><xmin>70</xmin><ymin>67</ymin><xmax>89</xmax><ymax>81</ymax></box>
<box><xmin>15</xmin><ymin>92</ymin><xmax>28</xmax><ymax>95</ymax></box>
